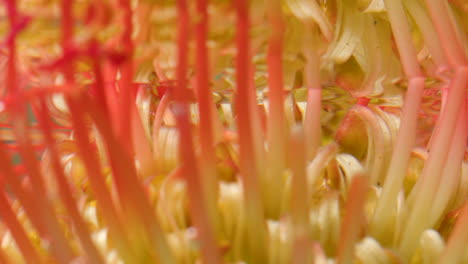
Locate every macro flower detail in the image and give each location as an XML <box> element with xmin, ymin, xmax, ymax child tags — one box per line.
<box><xmin>0</xmin><ymin>0</ymin><xmax>467</xmax><ymax>263</ymax></box>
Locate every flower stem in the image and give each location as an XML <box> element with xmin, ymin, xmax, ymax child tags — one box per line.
<box><xmin>174</xmin><ymin>0</ymin><xmax>222</xmax><ymax>262</ymax></box>
<box><xmin>404</xmin><ymin>0</ymin><xmax>448</xmax><ymax>68</ymax></box>
<box><xmin>235</xmin><ymin>0</ymin><xmax>268</xmax><ymax>261</ymax></box>
<box><xmin>303</xmin><ymin>26</ymin><xmax>322</xmax><ymax>161</ymax></box>
<box><xmin>265</xmin><ymin>0</ymin><xmax>286</xmax><ymax>219</ymax></box>
<box><xmin>36</xmin><ymin>99</ymin><xmax>104</xmax><ymax>264</ymax></box>
<box><xmin>0</xmin><ymin>191</ymin><xmax>42</xmax><ymax>263</ymax></box>
<box><xmin>337</xmin><ymin>174</ymin><xmax>368</xmax><ymax>264</ymax></box>
<box><xmin>194</xmin><ymin>0</ymin><xmax>220</xmax><ymax>233</ymax></box>
<box><xmin>399</xmin><ymin>66</ymin><xmax>468</xmax><ymax>259</ymax></box>
<box><xmin>59</xmin><ymin>0</ymin><xmax>135</xmax><ymax>260</ymax></box>
<box><xmin>370</xmin><ymin>77</ymin><xmax>425</xmax><ymax>244</ymax></box>
<box><xmin>382</xmin><ymin>0</ymin><xmax>422</xmax><ymax>78</ymax></box>
<box><xmin>423</xmin><ymin>0</ymin><xmax>467</xmax><ymax>67</ymax></box>
<box><xmin>290</xmin><ymin>125</ymin><xmax>312</xmax><ymax>263</ymax></box>
<box><xmin>429</xmin><ymin>102</ymin><xmax>467</xmax><ymax>226</ymax></box>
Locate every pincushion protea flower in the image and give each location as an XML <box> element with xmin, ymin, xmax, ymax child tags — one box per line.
<box><xmin>0</xmin><ymin>0</ymin><xmax>466</xmax><ymax>262</ymax></box>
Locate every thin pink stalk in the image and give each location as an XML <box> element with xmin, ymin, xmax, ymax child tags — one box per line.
<box><xmin>88</xmin><ymin>39</ymin><xmax>109</xmax><ymax>116</ymax></box>
<box><xmin>83</xmin><ymin>96</ymin><xmax>174</xmax><ymax>262</ymax></box>
<box><xmin>36</xmin><ymin>99</ymin><xmax>104</xmax><ymax>264</ymax></box>
<box><xmin>399</xmin><ymin>66</ymin><xmax>467</xmax><ymax>259</ymax></box>
<box><xmin>12</xmin><ymin>119</ymin><xmax>76</xmax><ymax>263</ymax></box>
<box><xmin>290</xmin><ymin>125</ymin><xmax>311</xmax><ymax>264</ymax></box>
<box><xmin>404</xmin><ymin>0</ymin><xmax>448</xmax><ymax>68</ymax></box>
<box><xmin>370</xmin><ymin>78</ymin><xmax>425</xmax><ymax>243</ymax></box>
<box><xmin>194</xmin><ymin>0</ymin><xmax>219</xmax><ymax>229</ymax></box>
<box><xmin>429</xmin><ymin>103</ymin><xmax>467</xmax><ymax>227</ymax></box>
<box><xmin>116</xmin><ymin>0</ymin><xmax>135</xmax><ymax>153</ymax></box>
<box><xmin>66</xmin><ymin>99</ymin><xmax>135</xmax><ymax>262</ymax></box>
<box><xmin>4</xmin><ymin>0</ymin><xmax>75</xmax><ymax>261</ymax></box>
<box><xmin>103</xmin><ymin>63</ymin><xmax>120</xmax><ymax>129</ymax></box>
<box><xmin>0</xmin><ymin>191</ymin><xmax>42</xmax><ymax>263</ymax></box>
<box><xmin>337</xmin><ymin>175</ymin><xmax>368</xmax><ymax>264</ymax></box>
<box><xmin>382</xmin><ymin>0</ymin><xmax>422</xmax><ymax>78</ymax></box>
<box><xmin>303</xmin><ymin>27</ymin><xmax>322</xmax><ymax>161</ymax></box>
<box><xmin>4</xmin><ymin>0</ymin><xmax>18</xmax><ymax>98</ymax></box>
<box><xmin>423</xmin><ymin>0</ymin><xmax>467</xmax><ymax>68</ymax></box>
<box><xmin>235</xmin><ymin>0</ymin><xmax>268</xmax><ymax>261</ymax></box>
<box><xmin>174</xmin><ymin>0</ymin><xmax>222</xmax><ymax>262</ymax></box>
<box><xmin>265</xmin><ymin>0</ymin><xmax>286</xmax><ymax>218</ymax></box>
<box><xmin>370</xmin><ymin>0</ymin><xmax>425</xmax><ymax>243</ymax></box>
<box><xmin>59</xmin><ymin>1</ymin><xmax>134</xmax><ymax>260</ymax></box>
<box><xmin>248</xmin><ymin>66</ymin><xmax>266</xmax><ymax>177</ymax></box>
<box><xmin>0</xmin><ymin>145</ymin><xmax>48</xmax><ymax>238</ymax></box>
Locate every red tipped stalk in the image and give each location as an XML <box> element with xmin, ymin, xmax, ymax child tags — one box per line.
<box><xmin>194</xmin><ymin>0</ymin><xmax>220</xmax><ymax>233</ymax></box>
<box><xmin>289</xmin><ymin>125</ymin><xmax>312</xmax><ymax>264</ymax></box>
<box><xmin>399</xmin><ymin>66</ymin><xmax>467</xmax><ymax>259</ymax></box>
<box><xmin>303</xmin><ymin>26</ymin><xmax>323</xmax><ymax>161</ymax></box>
<box><xmin>0</xmin><ymin>190</ymin><xmax>42</xmax><ymax>263</ymax></box>
<box><xmin>59</xmin><ymin>1</ymin><xmax>135</xmax><ymax>261</ymax></box>
<box><xmin>174</xmin><ymin>0</ymin><xmax>222</xmax><ymax>262</ymax></box>
<box><xmin>36</xmin><ymin>99</ymin><xmax>104</xmax><ymax>264</ymax></box>
<box><xmin>0</xmin><ymin>145</ymin><xmax>50</xmax><ymax>253</ymax></box>
<box><xmin>404</xmin><ymin>0</ymin><xmax>448</xmax><ymax>69</ymax></box>
<box><xmin>265</xmin><ymin>0</ymin><xmax>287</xmax><ymax>218</ymax></box>
<box><xmin>83</xmin><ymin>96</ymin><xmax>175</xmax><ymax>262</ymax></box>
<box><xmin>370</xmin><ymin>0</ymin><xmax>425</xmax><ymax>244</ymax></box>
<box><xmin>429</xmin><ymin>103</ymin><xmax>467</xmax><ymax>227</ymax></box>
<box><xmin>370</xmin><ymin>77</ymin><xmax>425</xmax><ymax>243</ymax></box>
<box><xmin>116</xmin><ymin>0</ymin><xmax>136</xmax><ymax>153</ymax></box>
<box><xmin>235</xmin><ymin>0</ymin><xmax>268</xmax><ymax>261</ymax></box>
<box><xmin>336</xmin><ymin>174</ymin><xmax>368</xmax><ymax>264</ymax></box>
<box><xmin>4</xmin><ymin>0</ymin><xmax>75</xmax><ymax>262</ymax></box>
<box><xmin>381</xmin><ymin>0</ymin><xmax>422</xmax><ymax>79</ymax></box>
<box><xmin>423</xmin><ymin>0</ymin><xmax>467</xmax><ymax>67</ymax></box>
<box><xmin>66</xmin><ymin>98</ymin><xmax>135</xmax><ymax>262</ymax></box>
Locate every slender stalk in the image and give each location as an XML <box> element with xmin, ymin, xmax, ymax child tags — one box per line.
<box><xmin>59</xmin><ymin>0</ymin><xmax>134</xmax><ymax>260</ymax></box>
<box><xmin>429</xmin><ymin>103</ymin><xmax>467</xmax><ymax>226</ymax></box>
<box><xmin>382</xmin><ymin>0</ymin><xmax>422</xmax><ymax>78</ymax></box>
<box><xmin>0</xmin><ymin>191</ymin><xmax>42</xmax><ymax>263</ymax></box>
<box><xmin>303</xmin><ymin>25</ymin><xmax>322</xmax><ymax>161</ymax></box>
<box><xmin>290</xmin><ymin>125</ymin><xmax>311</xmax><ymax>264</ymax></box>
<box><xmin>116</xmin><ymin>0</ymin><xmax>135</xmax><ymax>153</ymax></box>
<box><xmin>0</xmin><ymin>145</ymin><xmax>49</xmax><ymax>248</ymax></box>
<box><xmin>404</xmin><ymin>0</ymin><xmax>448</xmax><ymax>68</ymax></box>
<box><xmin>371</xmin><ymin>0</ymin><xmax>425</xmax><ymax>243</ymax></box>
<box><xmin>174</xmin><ymin>0</ymin><xmax>222</xmax><ymax>262</ymax></box>
<box><xmin>5</xmin><ymin>0</ymin><xmax>76</xmax><ymax>262</ymax></box>
<box><xmin>194</xmin><ymin>0</ymin><xmax>220</xmax><ymax>233</ymax></box>
<box><xmin>423</xmin><ymin>0</ymin><xmax>467</xmax><ymax>67</ymax></box>
<box><xmin>36</xmin><ymin>99</ymin><xmax>104</xmax><ymax>264</ymax></box>
<box><xmin>83</xmin><ymin>96</ymin><xmax>174</xmax><ymax>263</ymax></box>
<box><xmin>370</xmin><ymin>77</ymin><xmax>425</xmax><ymax>244</ymax></box>
<box><xmin>399</xmin><ymin>66</ymin><xmax>468</xmax><ymax>259</ymax></box>
<box><xmin>337</xmin><ymin>174</ymin><xmax>368</xmax><ymax>264</ymax></box>
<box><xmin>265</xmin><ymin>0</ymin><xmax>286</xmax><ymax>218</ymax></box>
<box><xmin>235</xmin><ymin>0</ymin><xmax>268</xmax><ymax>261</ymax></box>
<box><xmin>67</xmin><ymin>99</ymin><xmax>136</xmax><ymax>262</ymax></box>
